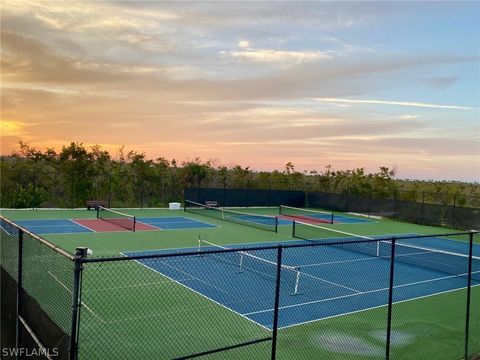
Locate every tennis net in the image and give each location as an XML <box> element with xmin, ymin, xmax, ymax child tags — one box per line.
<box><xmin>185</xmin><ymin>200</ymin><xmax>278</xmax><ymax>232</ymax></box>
<box><xmin>280</xmin><ymin>205</ymin><xmax>334</xmax><ymax>224</ymax></box>
<box><xmin>198</xmin><ymin>238</ymin><xmax>301</xmax><ymax>294</ymax></box>
<box><xmin>97</xmin><ymin>206</ymin><xmax>136</xmax><ymax>231</ymax></box>
<box><xmin>292</xmin><ymin>221</ymin><xmax>480</xmax><ymax>281</ymax></box>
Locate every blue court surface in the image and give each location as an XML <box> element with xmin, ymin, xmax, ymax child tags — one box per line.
<box><xmin>4</xmin><ymin>217</ymin><xmax>216</xmax><ymax>234</ymax></box>
<box><xmin>137</xmin><ymin>217</ymin><xmax>217</xmax><ymax>230</ymax></box>
<box><xmin>124</xmin><ymin>235</ymin><xmax>480</xmax><ymax>329</ymax></box>
<box><xmin>11</xmin><ymin>219</ymin><xmax>93</xmax><ymax>234</ymax></box>
<box><xmin>333</xmin><ymin>214</ymin><xmax>371</xmax><ymax>223</ymax></box>
<box><xmin>225</xmin><ymin>214</ymin><xmax>368</xmax><ymax>228</ymax></box>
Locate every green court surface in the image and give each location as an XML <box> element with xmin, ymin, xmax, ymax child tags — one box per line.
<box><xmin>1</xmin><ymin>207</ymin><xmax>479</xmax><ymax>360</ymax></box>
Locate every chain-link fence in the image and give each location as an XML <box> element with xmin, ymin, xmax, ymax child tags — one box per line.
<box><xmin>1</xmin><ymin>215</ymin><xmax>479</xmax><ymax>359</ymax></box>
<box><xmin>306</xmin><ymin>191</ymin><xmax>480</xmax><ymax>230</ymax></box>
<box><xmin>2</xmin><ymin>170</ymin><xmax>479</xmax><ymax>210</ymax></box>
<box><xmin>1</xmin><ymin>217</ymin><xmax>75</xmax><ymax>359</ymax></box>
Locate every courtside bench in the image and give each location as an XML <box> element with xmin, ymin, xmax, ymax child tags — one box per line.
<box><xmin>205</xmin><ymin>201</ymin><xmax>219</xmax><ymax>207</ymax></box>
<box><xmin>87</xmin><ymin>200</ymin><xmax>107</xmax><ymax>210</ymax></box>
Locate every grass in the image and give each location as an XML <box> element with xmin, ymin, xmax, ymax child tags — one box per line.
<box><xmin>1</xmin><ymin>207</ymin><xmax>479</xmax><ymax>359</ymax></box>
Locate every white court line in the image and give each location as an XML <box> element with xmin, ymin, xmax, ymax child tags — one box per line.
<box><xmin>69</xmin><ymin>219</ymin><xmax>97</xmax><ymax>233</ymax></box>
<box><xmin>15</xmin><ymin>224</ymin><xmax>84</xmax><ymax>228</ymax></box>
<box><xmin>134</xmin><ymin>220</ymin><xmax>164</xmax><ymax>231</ymax></box>
<box><xmin>82</xmin><ymin>279</ymin><xmax>193</xmax><ymax>293</ymax></box>
<box><xmin>138</xmin><ymin>219</ymin><xmax>220</xmax><ymax>230</ymax></box>
<box><xmin>278</xmin><ymin>281</ymin><xmax>480</xmax><ymax>330</ymax></box>
<box><xmin>297</xmin><ymin>248</ymin><xmax>447</xmax><ymax>268</ymax></box>
<box><xmin>47</xmin><ymin>270</ymin><xmax>106</xmax><ymax>323</ymax></box>
<box><xmin>298</xmin><ymin>255</ymin><xmax>378</xmax><ymax>267</ymax></box>
<box><xmin>244</xmin><ymin>271</ymin><xmax>480</xmax><ymax>318</ymax></box>
<box><xmin>300</xmin><ymin>272</ymin><xmax>361</xmax><ymax>294</ymax></box>
<box><xmin>124</xmin><ymin>254</ymin><xmax>272</xmax><ymax>331</ymax></box>
<box><xmin>0</xmin><ymin>224</ymin><xmax>14</xmax><ymax>236</ymax></box>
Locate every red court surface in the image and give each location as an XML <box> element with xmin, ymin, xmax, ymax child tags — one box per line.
<box><xmin>73</xmin><ymin>219</ymin><xmax>159</xmax><ymax>232</ymax></box>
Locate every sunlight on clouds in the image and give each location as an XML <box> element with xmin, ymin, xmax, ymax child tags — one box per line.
<box><xmin>238</xmin><ymin>40</ymin><xmax>250</xmax><ymax>48</ymax></box>
<box><xmin>1</xmin><ymin>1</ymin><xmax>478</xmax><ymax>180</ymax></box>
<box><xmin>0</xmin><ymin>120</ymin><xmax>28</xmax><ymax>136</ymax></box>
<box><xmin>315</xmin><ymin>98</ymin><xmax>477</xmax><ymax>110</ymax></box>
<box><xmin>227</xmin><ymin>49</ymin><xmax>333</xmax><ymax>65</ymax></box>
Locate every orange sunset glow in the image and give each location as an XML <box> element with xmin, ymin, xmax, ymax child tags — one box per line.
<box><xmin>1</xmin><ymin>1</ymin><xmax>479</xmax><ymax>180</ymax></box>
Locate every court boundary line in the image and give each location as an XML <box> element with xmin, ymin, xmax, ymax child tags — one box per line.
<box><xmin>47</xmin><ymin>270</ymin><xmax>106</xmax><ymax>323</ymax></box>
<box><xmin>140</xmin><ymin>217</ymin><xmax>221</xmax><ymax>230</ymax></box>
<box><xmin>69</xmin><ymin>219</ymin><xmax>98</xmax><ymax>233</ymax></box>
<box><xmin>120</xmin><ymin>252</ymin><xmax>272</xmax><ymax>331</ymax></box>
<box><xmin>245</xmin><ymin>270</ymin><xmax>480</xmax><ymax>318</ymax></box>
<box><xmin>0</xmin><ymin>224</ymin><xmax>14</xmax><ymax>236</ymax></box>
<box><xmin>277</xmin><ymin>282</ymin><xmax>480</xmax><ymax>330</ymax></box>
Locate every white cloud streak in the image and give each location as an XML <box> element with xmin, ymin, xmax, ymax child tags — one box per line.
<box><xmin>315</xmin><ymin>98</ymin><xmax>477</xmax><ymax>110</ymax></box>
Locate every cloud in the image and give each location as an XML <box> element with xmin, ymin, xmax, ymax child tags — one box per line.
<box><xmin>315</xmin><ymin>98</ymin><xmax>477</xmax><ymax>110</ymax></box>
<box><xmin>238</xmin><ymin>39</ymin><xmax>250</xmax><ymax>48</ymax></box>
<box><xmin>1</xmin><ymin>1</ymin><xmax>478</xmax><ymax>181</ymax></box>
<box><xmin>227</xmin><ymin>48</ymin><xmax>333</xmax><ymax>65</ymax></box>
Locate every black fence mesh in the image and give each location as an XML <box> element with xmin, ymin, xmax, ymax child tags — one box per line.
<box><xmin>0</xmin><ymin>217</ymin><xmax>74</xmax><ymax>359</ymax></box>
<box><xmin>468</xmin><ymin>233</ymin><xmax>480</xmax><ymax>359</ymax></box>
<box><xmin>184</xmin><ymin>188</ymin><xmax>305</xmax><ymax>208</ymax></box>
<box><xmin>1</xmin><ymin>215</ymin><xmax>478</xmax><ymax>360</ymax></box>
<box><xmin>390</xmin><ymin>234</ymin><xmax>470</xmax><ymax>360</ymax></box>
<box><xmin>1</xmin><ymin>220</ymin><xmax>19</xmax><ymax>355</ymax></box>
<box><xmin>306</xmin><ymin>191</ymin><xmax>479</xmax><ymax>230</ymax></box>
<box><xmin>78</xmin><ymin>251</ymin><xmax>274</xmax><ymax>359</ymax></box>
<box><xmin>276</xmin><ymin>243</ymin><xmax>392</xmax><ymax>360</ymax></box>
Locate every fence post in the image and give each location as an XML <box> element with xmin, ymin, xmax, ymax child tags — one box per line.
<box><xmin>32</xmin><ymin>173</ymin><xmax>36</xmax><ymax>210</ymax></box>
<box><xmin>69</xmin><ymin>247</ymin><xmax>88</xmax><ymax>360</ymax></box>
<box><xmin>107</xmin><ymin>175</ymin><xmax>112</xmax><ymax>208</ymax></box>
<box><xmin>421</xmin><ymin>192</ymin><xmax>425</xmax><ymax>222</ymax></box>
<box><xmin>271</xmin><ymin>246</ymin><xmax>283</xmax><ymax>360</ymax></box>
<box><xmin>464</xmin><ymin>231</ymin><xmax>475</xmax><ymax>359</ymax></box>
<box><xmin>452</xmin><ymin>195</ymin><xmax>456</xmax><ymax>229</ymax></box>
<box><xmin>386</xmin><ymin>237</ymin><xmax>396</xmax><ymax>360</ymax></box>
<box><xmin>267</xmin><ymin>178</ymin><xmax>271</xmax><ymax>208</ymax></box>
<box><xmin>16</xmin><ymin>229</ymin><xmax>24</xmax><ymax>358</ymax></box>
<box><xmin>393</xmin><ymin>191</ymin><xmax>398</xmax><ymax>220</ymax></box>
<box><xmin>140</xmin><ymin>177</ymin><xmax>145</xmax><ymax>209</ymax></box>
<box><xmin>70</xmin><ymin>174</ymin><xmax>74</xmax><ymax>209</ymax></box>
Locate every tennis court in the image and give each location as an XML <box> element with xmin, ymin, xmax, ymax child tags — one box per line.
<box><xmin>8</xmin><ymin>216</ymin><xmax>217</xmax><ymax>234</ymax></box>
<box><xmin>1</xmin><ymin>204</ymin><xmax>479</xmax><ymax>360</ymax></box>
<box><xmin>123</xmin><ymin>234</ymin><xmax>480</xmax><ymax>329</ymax></box>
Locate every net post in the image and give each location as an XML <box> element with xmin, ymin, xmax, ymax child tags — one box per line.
<box><xmin>292</xmin><ymin>221</ymin><xmax>296</xmax><ymax>238</ymax></box>
<box><xmin>464</xmin><ymin>231</ymin><xmax>475</xmax><ymax>359</ymax></box>
<box><xmin>385</xmin><ymin>237</ymin><xmax>396</xmax><ymax>360</ymax></box>
<box><xmin>69</xmin><ymin>247</ymin><xmax>87</xmax><ymax>360</ymax></box>
<box><xmin>96</xmin><ymin>206</ymin><xmax>100</xmax><ymax>219</ymax></box>
<box><xmin>278</xmin><ymin>205</ymin><xmax>282</xmax><ymax>215</ymax></box>
<box><xmin>133</xmin><ymin>216</ymin><xmax>136</xmax><ymax>232</ymax></box>
<box><xmin>16</xmin><ymin>228</ymin><xmax>24</xmax><ymax>355</ymax></box>
<box><xmin>197</xmin><ymin>236</ymin><xmax>201</xmax><ymax>253</ymax></box>
<box><xmin>330</xmin><ymin>213</ymin><xmax>334</xmax><ymax>224</ymax></box>
<box><xmin>274</xmin><ymin>217</ymin><xmax>278</xmax><ymax>233</ymax></box>
<box><xmin>293</xmin><ymin>268</ymin><xmax>300</xmax><ymax>295</ymax></box>
<box><xmin>239</xmin><ymin>252</ymin><xmax>244</xmax><ymax>270</ymax></box>
<box><xmin>271</xmin><ymin>246</ymin><xmax>283</xmax><ymax>360</ymax></box>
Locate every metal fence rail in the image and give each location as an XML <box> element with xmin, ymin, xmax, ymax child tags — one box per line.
<box><xmin>1</xmin><ymin>216</ymin><xmax>479</xmax><ymax>359</ymax></box>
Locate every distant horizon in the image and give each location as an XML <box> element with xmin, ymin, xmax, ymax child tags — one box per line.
<box><xmin>2</xmin><ymin>140</ymin><xmax>478</xmax><ymax>183</ymax></box>
<box><xmin>1</xmin><ymin>1</ymin><xmax>479</xmax><ymax>182</ymax></box>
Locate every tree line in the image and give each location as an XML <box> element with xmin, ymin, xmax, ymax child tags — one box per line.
<box><xmin>1</xmin><ymin>142</ymin><xmax>478</xmax><ymax>208</ymax></box>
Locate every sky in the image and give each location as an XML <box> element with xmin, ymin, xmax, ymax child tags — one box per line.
<box><xmin>1</xmin><ymin>1</ymin><xmax>479</xmax><ymax>181</ymax></box>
